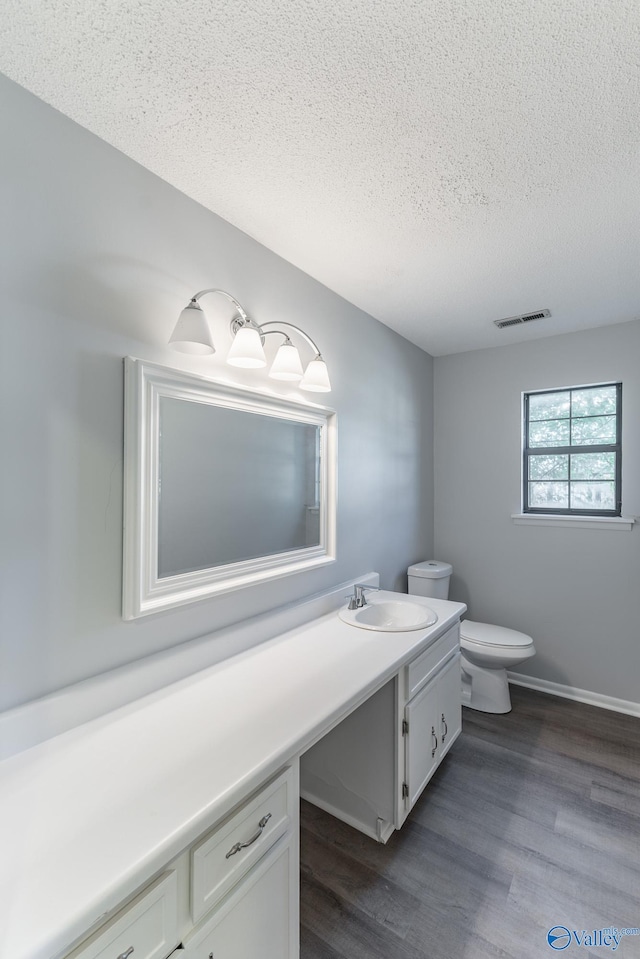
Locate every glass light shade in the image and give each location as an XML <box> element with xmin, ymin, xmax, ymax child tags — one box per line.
<box><xmin>269</xmin><ymin>342</ymin><xmax>304</xmax><ymax>381</ymax></box>
<box><xmin>226</xmin><ymin>326</ymin><xmax>267</xmax><ymax>368</ymax></box>
<box><xmin>168</xmin><ymin>303</ymin><xmax>215</xmax><ymax>354</ymax></box>
<box><xmin>300</xmin><ymin>357</ymin><xmax>331</xmax><ymax>392</ymax></box>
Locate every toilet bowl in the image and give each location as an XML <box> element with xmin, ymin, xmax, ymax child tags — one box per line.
<box><xmin>407</xmin><ymin>560</ymin><xmax>536</xmax><ymax>714</ymax></box>
<box><xmin>459</xmin><ymin>621</ymin><xmax>535</xmax><ymax>713</ymax></box>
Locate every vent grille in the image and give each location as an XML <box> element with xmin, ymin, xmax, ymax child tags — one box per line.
<box><xmin>494</xmin><ymin>308</ymin><xmax>551</xmax><ymax>330</ymax></box>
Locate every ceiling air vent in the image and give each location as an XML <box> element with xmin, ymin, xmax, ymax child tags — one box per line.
<box><xmin>494</xmin><ymin>308</ymin><xmax>551</xmax><ymax>330</ymax></box>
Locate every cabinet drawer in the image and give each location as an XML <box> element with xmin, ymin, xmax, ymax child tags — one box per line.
<box><xmin>184</xmin><ymin>835</ymin><xmax>297</xmax><ymax>959</ymax></box>
<box><xmin>191</xmin><ymin>765</ymin><xmax>295</xmax><ymax>922</ymax></box>
<box><xmin>67</xmin><ymin>872</ymin><xmax>178</xmax><ymax>959</ymax></box>
<box><xmin>405</xmin><ymin>623</ymin><xmax>459</xmax><ymax>700</ymax></box>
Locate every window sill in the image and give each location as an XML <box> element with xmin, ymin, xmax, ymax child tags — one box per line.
<box><xmin>511</xmin><ymin>513</ymin><xmax>635</xmax><ymax>531</ymax></box>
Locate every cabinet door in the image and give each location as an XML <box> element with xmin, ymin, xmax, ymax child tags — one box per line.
<box><xmin>437</xmin><ymin>652</ymin><xmax>462</xmax><ymax>760</ymax></box>
<box><xmin>403</xmin><ymin>672</ymin><xmax>440</xmax><ymax>810</ymax></box>
<box><xmin>183</xmin><ymin>835</ymin><xmax>298</xmax><ymax>959</ymax></box>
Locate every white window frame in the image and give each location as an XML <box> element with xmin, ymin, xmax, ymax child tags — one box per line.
<box><xmin>512</xmin><ymin>381</ymin><xmax>634</xmax><ymax>530</ymax></box>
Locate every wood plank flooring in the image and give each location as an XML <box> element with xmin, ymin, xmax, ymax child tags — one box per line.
<box><xmin>300</xmin><ymin>686</ymin><xmax>640</xmax><ymax>959</ymax></box>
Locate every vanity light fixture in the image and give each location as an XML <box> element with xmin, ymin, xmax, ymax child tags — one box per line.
<box><xmin>169</xmin><ymin>288</ymin><xmax>331</xmax><ymax>392</ymax></box>
<box><xmin>267</xmin><ymin>336</ymin><xmax>304</xmax><ymax>381</ymax></box>
<box><xmin>225</xmin><ymin>324</ymin><xmax>266</xmax><ymax>369</ymax></box>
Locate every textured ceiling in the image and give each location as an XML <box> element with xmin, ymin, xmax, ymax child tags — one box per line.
<box><xmin>1</xmin><ymin>0</ymin><xmax>639</xmax><ymax>354</ymax></box>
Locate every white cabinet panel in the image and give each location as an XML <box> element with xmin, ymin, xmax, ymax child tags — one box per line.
<box><xmin>405</xmin><ymin>624</ymin><xmax>459</xmax><ymax>699</ymax></box>
<box><xmin>191</xmin><ymin>766</ymin><xmax>295</xmax><ymax>922</ymax></box>
<box><xmin>403</xmin><ymin>672</ymin><xmax>440</xmax><ymax>809</ymax></box>
<box><xmin>183</xmin><ymin>836</ymin><xmax>298</xmax><ymax>959</ymax></box>
<box><xmin>437</xmin><ymin>652</ymin><xmax>462</xmax><ymax>761</ymax></box>
<box><xmin>66</xmin><ymin>872</ymin><xmax>178</xmax><ymax>959</ymax></box>
<box><xmin>403</xmin><ymin>651</ymin><xmax>462</xmax><ymax>814</ymax></box>
<box><xmin>300</xmin><ymin>680</ymin><xmax>396</xmax><ymax>842</ymax></box>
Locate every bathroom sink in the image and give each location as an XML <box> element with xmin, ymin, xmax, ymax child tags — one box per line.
<box><xmin>338</xmin><ymin>600</ymin><xmax>438</xmax><ymax>632</ymax></box>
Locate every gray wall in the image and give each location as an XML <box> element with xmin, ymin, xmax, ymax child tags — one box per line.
<box><xmin>434</xmin><ymin>321</ymin><xmax>640</xmax><ymax>704</ymax></box>
<box><xmin>0</xmin><ymin>75</ymin><xmax>434</xmax><ymax>712</ymax></box>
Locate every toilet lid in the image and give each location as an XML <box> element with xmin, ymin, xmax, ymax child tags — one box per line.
<box><xmin>460</xmin><ymin>620</ymin><xmax>533</xmax><ymax>648</ymax></box>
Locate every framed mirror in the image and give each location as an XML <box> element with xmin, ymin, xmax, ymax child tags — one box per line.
<box><xmin>123</xmin><ymin>358</ymin><xmax>336</xmax><ymax>619</ymax></box>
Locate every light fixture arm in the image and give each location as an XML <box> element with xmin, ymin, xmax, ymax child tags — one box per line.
<box><xmin>258</xmin><ymin>321</ymin><xmax>323</xmax><ymax>357</ymax></box>
<box><xmin>191</xmin><ymin>288</ymin><xmax>249</xmax><ymax>323</ymax></box>
<box><xmin>259</xmin><ymin>329</ymin><xmax>291</xmax><ymax>344</ymax></box>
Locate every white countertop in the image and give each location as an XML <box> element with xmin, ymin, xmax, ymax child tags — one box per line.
<box><xmin>0</xmin><ymin>591</ymin><xmax>465</xmax><ymax>959</ymax></box>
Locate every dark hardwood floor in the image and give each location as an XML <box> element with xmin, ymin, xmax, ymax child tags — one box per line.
<box><xmin>300</xmin><ymin>686</ymin><xmax>640</xmax><ymax>959</ymax></box>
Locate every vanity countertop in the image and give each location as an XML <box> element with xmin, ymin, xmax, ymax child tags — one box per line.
<box><xmin>0</xmin><ymin>591</ymin><xmax>465</xmax><ymax>959</ymax></box>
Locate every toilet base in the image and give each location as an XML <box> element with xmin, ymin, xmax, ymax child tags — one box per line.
<box><xmin>461</xmin><ymin>656</ymin><xmax>512</xmax><ymax>713</ymax></box>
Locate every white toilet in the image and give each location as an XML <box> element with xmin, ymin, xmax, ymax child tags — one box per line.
<box><xmin>407</xmin><ymin>560</ymin><xmax>535</xmax><ymax>714</ymax></box>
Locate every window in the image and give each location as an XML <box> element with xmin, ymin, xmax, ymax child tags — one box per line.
<box><xmin>523</xmin><ymin>383</ymin><xmax>621</xmax><ymax>516</ymax></box>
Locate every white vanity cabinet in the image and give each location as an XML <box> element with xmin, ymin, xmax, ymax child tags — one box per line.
<box><xmin>189</xmin><ymin>766</ymin><xmax>296</xmax><ymax>924</ymax></box>
<box><xmin>3</xmin><ymin>592</ymin><xmax>467</xmax><ymax>959</ymax></box>
<box><xmin>182</xmin><ymin>835</ymin><xmax>298</xmax><ymax>959</ymax></box>
<box><xmin>400</xmin><ymin>648</ymin><xmax>462</xmax><ymax>816</ymax></box>
<box><xmin>183</xmin><ymin>764</ymin><xmax>299</xmax><ymax>959</ymax></box>
<box><xmin>300</xmin><ymin>621</ymin><xmax>462</xmax><ymax>841</ymax></box>
<box><xmin>64</xmin><ymin>765</ymin><xmax>298</xmax><ymax>959</ymax></box>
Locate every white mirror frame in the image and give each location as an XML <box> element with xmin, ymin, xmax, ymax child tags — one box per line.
<box><xmin>123</xmin><ymin>358</ymin><xmax>337</xmax><ymax>619</ymax></box>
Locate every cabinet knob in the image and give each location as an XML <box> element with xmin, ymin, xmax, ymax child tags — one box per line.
<box><xmin>431</xmin><ymin>726</ymin><xmax>438</xmax><ymax>757</ymax></box>
<box><xmin>116</xmin><ymin>948</ymin><xmax>134</xmax><ymax>959</ymax></box>
<box><xmin>441</xmin><ymin>712</ymin><xmax>448</xmax><ymax>741</ymax></box>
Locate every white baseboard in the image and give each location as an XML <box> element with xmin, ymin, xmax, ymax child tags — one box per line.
<box><xmin>507</xmin><ymin>671</ymin><xmax>640</xmax><ymax>718</ymax></box>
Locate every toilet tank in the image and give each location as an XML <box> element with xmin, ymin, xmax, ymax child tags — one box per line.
<box><xmin>407</xmin><ymin>560</ymin><xmax>452</xmax><ymax>600</ymax></box>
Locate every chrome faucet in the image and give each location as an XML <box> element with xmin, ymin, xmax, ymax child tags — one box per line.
<box><xmin>347</xmin><ymin>583</ymin><xmax>380</xmax><ymax>609</ymax></box>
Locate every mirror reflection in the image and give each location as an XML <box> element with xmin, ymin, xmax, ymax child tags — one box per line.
<box><xmin>158</xmin><ymin>398</ymin><xmax>321</xmax><ymax>578</ymax></box>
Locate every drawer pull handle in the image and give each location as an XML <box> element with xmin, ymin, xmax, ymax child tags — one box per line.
<box><xmin>431</xmin><ymin>726</ymin><xmax>438</xmax><ymax>757</ymax></box>
<box><xmin>442</xmin><ymin>712</ymin><xmax>448</xmax><ymax>741</ymax></box>
<box><xmin>116</xmin><ymin>948</ymin><xmax>134</xmax><ymax>959</ymax></box>
<box><xmin>225</xmin><ymin>812</ymin><xmax>272</xmax><ymax>858</ymax></box>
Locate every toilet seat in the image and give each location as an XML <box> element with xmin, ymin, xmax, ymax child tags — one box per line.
<box><xmin>460</xmin><ymin>620</ymin><xmax>534</xmax><ymax>650</ymax></box>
